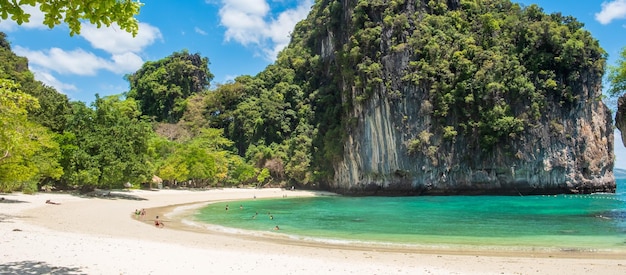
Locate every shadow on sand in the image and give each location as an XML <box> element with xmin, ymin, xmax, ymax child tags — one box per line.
<box><xmin>0</xmin><ymin>197</ymin><xmax>27</xmax><ymax>204</ymax></box>
<box><xmin>0</xmin><ymin>261</ymin><xmax>86</xmax><ymax>275</ymax></box>
<box><xmin>77</xmin><ymin>190</ymin><xmax>148</xmax><ymax>201</ymax></box>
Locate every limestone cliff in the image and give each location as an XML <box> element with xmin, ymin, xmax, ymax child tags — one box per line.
<box><xmin>300</xmin><ymin>0</ymin><xmax>614</xmax><ymax>195</ymax></box>
<box><xmin>617</xmin><ymin>95</ymin><xmax>626</xmax><ymax>147</ymax></box>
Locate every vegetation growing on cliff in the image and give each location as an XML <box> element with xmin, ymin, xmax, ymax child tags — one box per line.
<box><xmin>608</xmin><ymin>47</ymin><xmax>626</xmax><ymax>97</ymax></box>
<box><xmin>0</xmin><ymin>0</ymin><xmax>611</xmax><ymax>192</ymax></box>
<box><xmin>126</xmin><ymin>51</ymin><xmax>213</xmax><ymax>123</ymax></box>
<box><xmin>326</xmin><ymin>0</ymin><xmax>605</xmax><ymax>152</ymax></box>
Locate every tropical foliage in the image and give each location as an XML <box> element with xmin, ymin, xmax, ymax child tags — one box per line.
<box><xmin>608</xmin><ymin>47</ymin><xmax>626</xmax><ymax>97</ymax></box>
<box><xmin>126</xmin><ymin>51</ymin><xmax>213</xmax><ymax>123</ymax></box>
<box><xmin>0</xmin><ymin>0</ymin><xmax>142</xmax><ymax>36</ymax></box>
<box><xmin>0</xmin><ymin>0</ymin><xmax>615</xmax><ymax>192</ymax></box>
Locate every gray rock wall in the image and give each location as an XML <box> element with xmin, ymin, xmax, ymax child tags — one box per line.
<box><xmin>617</xmin><ymin>95</ymin><xmax>626</xmax><ymax>147</ymax></box>
<box><xmin>325</xmin><ymin>0</ymin><xmax>615</xmax><ymax>195</ymax></box>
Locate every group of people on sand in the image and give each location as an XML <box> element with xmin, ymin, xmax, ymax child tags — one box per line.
<box><xmin>134</xmin><ymin>209</ymin><xmax>146</xmax><ymax>219</ymax></box>
<box><xmin>134</xmin><ymin>208</ymin><xmax>164</xmax><ymax>228</ymax></box>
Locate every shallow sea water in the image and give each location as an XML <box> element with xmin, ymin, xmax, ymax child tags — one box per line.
<box><xmin>193</xmin><ymin>179</ymin><xmax>626</xmax><ymax>252</ymax></box>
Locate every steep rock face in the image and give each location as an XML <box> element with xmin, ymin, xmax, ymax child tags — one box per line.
<box><xmin>617</xmin><ymin>95</ymin><xmax>626</xmax><ymax>147</ymax></box>
<box><xmin>309</xmin><ymin>0</ymin><xmax>614</xmax><ymax>195</ymax></box>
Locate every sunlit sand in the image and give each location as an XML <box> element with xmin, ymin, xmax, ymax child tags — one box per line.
<box><xmin>1</xmin><ymin>189</ymin><xmax>624</xmax><ymax>274</ymax></box>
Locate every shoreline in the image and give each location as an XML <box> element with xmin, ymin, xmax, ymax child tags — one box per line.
<box><xmin>146</xmin><ymin>195</ymin><xmax>626</xmax><ymax>260</ymax></box>
<box><xmin>2</xmin><ymin>188</ymin><xmax>625</xmax><ymax>274</ymax></box>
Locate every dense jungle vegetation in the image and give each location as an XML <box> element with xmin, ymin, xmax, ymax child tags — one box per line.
<box><xmin>0</xmin><ymin>0</ymin><xmax>610</xmax><ymax>192</ymax></box>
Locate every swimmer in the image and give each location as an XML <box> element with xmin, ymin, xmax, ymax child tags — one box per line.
<box><xmin>154</xmin><ymin>216</ymin><xmax>165</xmax><ymax>228</ymax></box>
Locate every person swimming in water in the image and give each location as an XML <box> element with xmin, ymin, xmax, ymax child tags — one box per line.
<box><xmin>154</xmin><ymin>216</ymin><xmax>165</xmax><ymax>228</ymax></box>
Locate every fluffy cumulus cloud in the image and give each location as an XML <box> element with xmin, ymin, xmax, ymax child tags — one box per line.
<box><xmin>0</xmin><ymin>4</ymin><xmax>162</xmax><ymax>96</ymax></box>
<box><xmin>30</xmin><ymin>69</ymin><xmax>78</xmax><ymax>95</ymax></box>
<box><xmin>81</xmin><ymin>23</ymin><xmax>163</xmax><ymax>55</ymax></box>
<box><xmin>595</xmin><ymin>0</ymin><xmax>626</xmax><ymax>24</ymax></box>
<box><xmin>218</xmin><ymin>0</ymin><xmax>313</xmax><ymax>60</ymax></box>
<box><xmin>16</xmin><ymin>46</ymin><xmax>105</xmax><ymax>76</ymax></box>
<box><xmin>14</xmin><ymin>46</ymin><xmax>145</xmax><ymax>76</ymax></box>
<box><xmin>12</xmin><ymin>21</ymin><xmax>161</xmax><ymax>95</ymax></box>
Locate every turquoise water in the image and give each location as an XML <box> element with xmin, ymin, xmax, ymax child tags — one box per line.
<box><xmin>194</xmin><ymin>179</ymin><xmax>626</xmax><ymax>251</ymax></box>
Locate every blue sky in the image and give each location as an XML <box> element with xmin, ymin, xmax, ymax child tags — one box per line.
<box><xmin>0</xmin><ymin>0</ymin><xmax>625</xmax><ymax>169</ymax></box>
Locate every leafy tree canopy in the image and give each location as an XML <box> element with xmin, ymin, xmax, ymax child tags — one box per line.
<box><xmin>126</xmin><ymin>50</ymin><xmax>214</xmax><ymax>123</ymax></box>
<box><xmin>0</xmin><ymin>32</ymin><xmax>72</xmax><ymax>132</ymax></box>
<box><xmin>57</xmin><ymin>95</ymin><xmax>153</xmax><ymax>189</ymax></box>
<box><xmin>0</xmin><ymin>0</ymin><xmax>142</xmax><ymax>36</ymax></box>
<box><xmin>0</xmin><ymin>79</ymin><xmax>62</xmax><ymax>192</ymax></box>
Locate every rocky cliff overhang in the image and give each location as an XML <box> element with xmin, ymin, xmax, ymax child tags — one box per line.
<box><xmin>307</xmin><ymin>0</ymin><xmax>615</xmax><ymax>195</ymax></box>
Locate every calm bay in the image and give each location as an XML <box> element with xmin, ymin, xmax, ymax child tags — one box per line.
<box><xmin>193</xmin><ymin>179</ymin><xmax>626</xmax><ymax>252</ymax></box>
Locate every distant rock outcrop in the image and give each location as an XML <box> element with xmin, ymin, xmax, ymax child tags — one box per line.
<box><xmin>298</xmin><ymin>0</ymin><xmax>614</xmax><ymax>195</ymax></box>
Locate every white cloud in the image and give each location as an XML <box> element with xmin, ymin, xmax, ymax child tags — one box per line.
<box><xmin>80</xmin><ymin>22</ymin><xmax>163</xmax><ymax>55</ymax></box>
<box><xmin>195</xmin><ymin>27</ymin><xmax>208</xmax><ymax>36</ymax></box>
<box><xmin>218</xmin><ymin>0</ymin><xmax>313</xmax><ymax>60</ymax></box>
<box><xmin>15</xmin><ymin>45</ymin><xmax>144</xmax><ymax>96</ymax></box>
<box><xmin>595</xmin><ymin>0</ymin><xmax>626</xmax><ymax>24</ymax></box>
<box><xmin>12</xmin><ymin>20</ymin><xmax>160</xmax><ymax>92</ymax></box>
<box><xmin>109</xmin><ymin>52</ymin><xmax>145</xmax><ymax>74</ymax></box>
<box><xmin>30</xmin><ymin>68</ymin><xmax>77</xmax><ymax>94</ymax></box>
<box><xmin>14</xmin><ymin>46</ymin><xmax>144</xmax><ymax>76</ymax></box>
<box><xmin>264</xmin><ymin>2</ymin><xmax>313</xmax><ymax>59</ymax></box>
<box><xmin>15</xmin><ymin>46</ymin><xmax>108</xmax><ymax>76</ymax></box>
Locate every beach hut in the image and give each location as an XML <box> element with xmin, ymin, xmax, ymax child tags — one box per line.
<box><xmin>152</xmin><ymin>175</ymin><xmax>163</xmax><ymax>189</ymax></box>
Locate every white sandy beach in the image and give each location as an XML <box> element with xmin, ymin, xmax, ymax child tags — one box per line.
<box><xmin>1</xmin><ymin>188</ymin><xmax>625</xmax><ymax>275</ymax></box>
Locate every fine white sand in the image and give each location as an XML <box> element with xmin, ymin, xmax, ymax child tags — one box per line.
<box><xmin>1</xmin><ymin>188</ymin><xmax>625</xmax><ymax>275</ymax></box>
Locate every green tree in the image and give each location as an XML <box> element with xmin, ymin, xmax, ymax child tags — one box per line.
<box><xmin>24</xmin><ymin>84</ymin><xmax>72</xmax><ymax>133</ymax></box>
<box><xmin>608</xmin><ymin>47</ymin><xmax>626</xmax><ymax>97</ymax></box>
<box><xmin>56</xmin><ymin>102</ymin><xmax>100</xmax><ymax>187</ymax></box>
<box><xmin>155</xmin><ymin>128</ymin><xmax>236</xmax><ymax>187</ymax></box>
<box><xmin>0</xmin><ymin>32</ymin><xmax>73</xmax><ymax>133</ymax></box>
<box><xmin>0</xmin><ymin>79</ymin><xmax>62</xmax><ymax>192</ymax></box>
<box><xmin>58</xmin><ymin>95</ymin><xmax>153</xmax><ymax>189</ymax></box>
<box><xmin>0</xmin><ymin>0</ymin><xmax>142</xmax><ymax>36</ymax></box>
<box><xmin>126</xmin><ymin>50</ymin><xmax>214</xmax><ymax>123</ymax></box>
